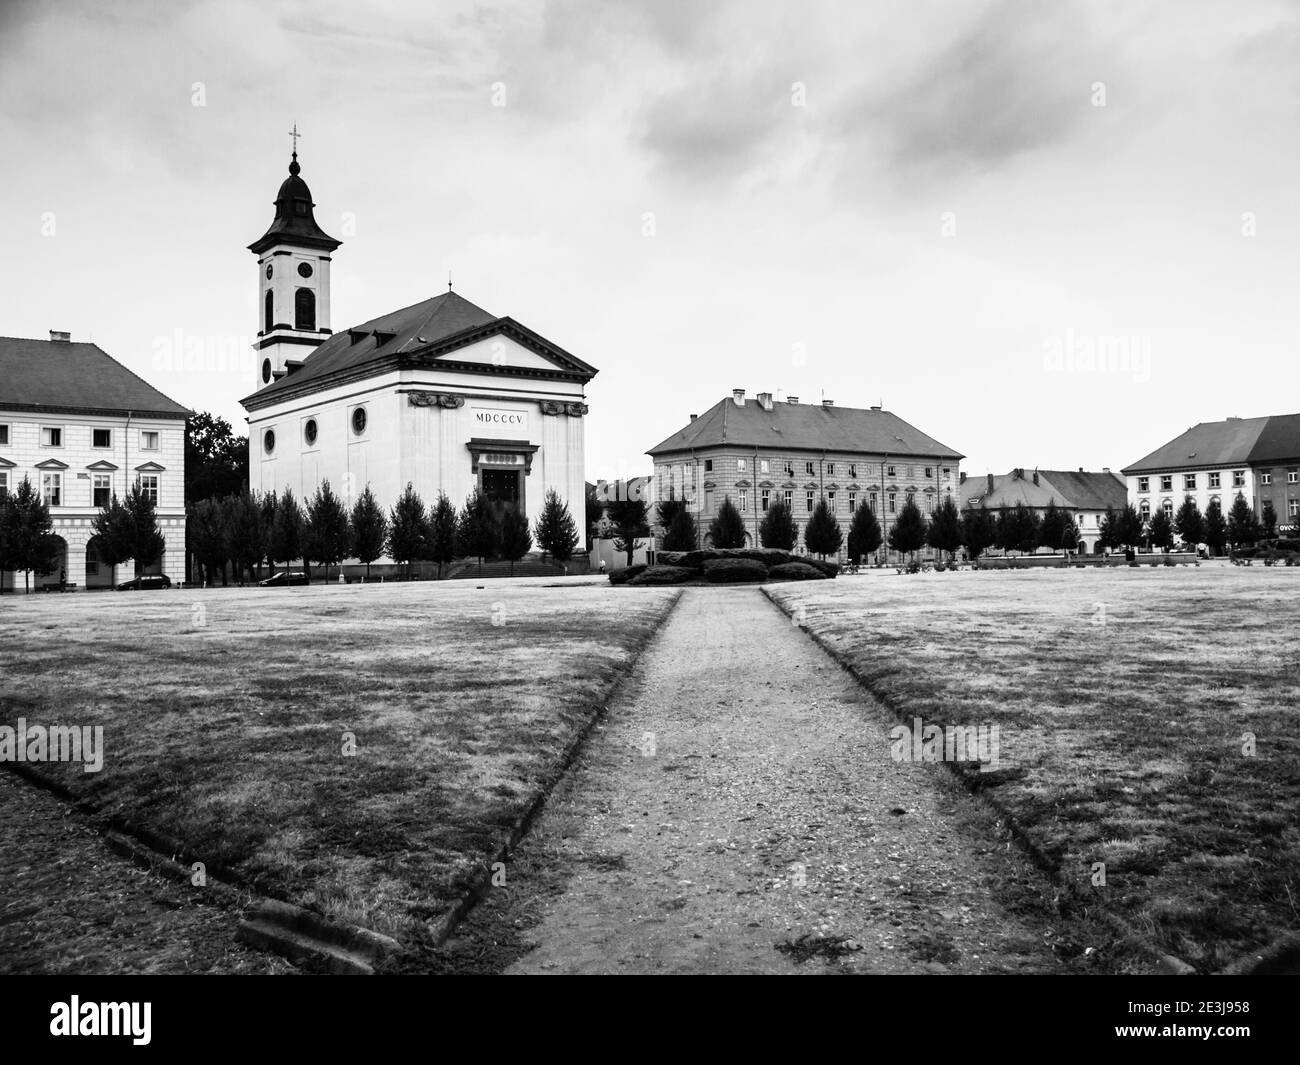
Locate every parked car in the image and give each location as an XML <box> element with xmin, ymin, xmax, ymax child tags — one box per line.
<box><xmin>116</xmin><ymin>574</ymin><xmax>172</xmax><ymax>591</ymax></box>
<box><xmin>258</xmin><ymin>570</ymin><xmax>310</xmax><ymax>587</ymax></box>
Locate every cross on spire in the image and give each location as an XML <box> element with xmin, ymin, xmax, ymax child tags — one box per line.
<box><xmin>288</xmin><ymin>122</ymin><xmax>301</xmax><ymax>157</ymax></box>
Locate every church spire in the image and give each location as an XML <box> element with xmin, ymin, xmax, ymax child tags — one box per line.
<box><xmin>247</xmin><ymin>133</ymin><xmax>340</xmax><ymax>255</ymax></box>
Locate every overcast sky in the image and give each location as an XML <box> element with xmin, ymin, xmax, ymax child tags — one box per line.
<box><xmin>2</xmin><ymin>0</ymin><xmax>1298</xmax><ymax>483</ymax></box>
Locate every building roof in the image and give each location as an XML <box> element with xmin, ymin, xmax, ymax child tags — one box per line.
<box><xmin>647</xmin><ymin>396</ymin><xmax>963</xmax><ymax>459</ymax></box>
<box><xmin>248</xmin><ymin>153</ymin><xmax>342</xmax><ymax>255</ymax></box>
<box><xmin>0</xmin><ymin>336</ymin><xmax>191</xmax><ymax>419</ymax></box>
<box><xmin>1037</xmin><ymin>469</ymin><xmax>1128</xmax><ymax>511</ymax></box>
<box><xmin>962</xmin><ymin>469</ymin><xmax>1126</xmax><ymax>512</ymax></box>
<box><xmin>1121</xmin><ymin>416</ymin><xmax>1270</xmax><ymax>474</ymax></box>
<box><xmin>1247</xmin><ymin>413</ymin><xmax>1300</xmax><ymax>464</ymax></box>
<box><xmin>241</xmin><ymin>290</ymin><xmax>598</xmax><ymax>409</ymax></box>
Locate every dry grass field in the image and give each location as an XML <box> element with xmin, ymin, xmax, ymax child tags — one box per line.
<box><xmin>0</xmin><ymin>580</ymin><xmax>677</xmax><ymax>959</ymax></box>
<box><xmin>766</xmin><ymin>565</ymin><xmax>1300</xmax><ymax>972</ymax></box>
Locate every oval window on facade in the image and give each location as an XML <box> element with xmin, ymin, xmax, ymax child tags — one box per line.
<box><xmin>264</xmin><ymin>429</ymin><xmax>276</xmax><ymax>454</ymax></box>
<box><xmin>352</xmin><ymin>407</ymin><xmax>367</xmax><ymax>435</ymax></box>
<box><xmin>262</xmin><ymin>358</ymin><xmax>272</xmax><ymax>384</ymax></box>
<box><xmin>304</xmin><ymin>418</ymin><xmax>318</xmax><ymax>445</ymax></box>
<box><xmin>298</xmin><ymin>261</ymin><xmax>314</xmax><ymax>279</ymax></box>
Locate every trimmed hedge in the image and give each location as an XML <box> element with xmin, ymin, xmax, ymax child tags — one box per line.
<box><xmin>657</xmin><ymin>547</ymin><xmax>800</xmax><ymax>568</ymax></box>
<box><xmin>628</xmin><ymin>565</ymin><xmax>696</xmax><ymax>586</ymax></box>
<box><xmin>701</xmin><ymin>558</ymin><xmax>769</xmax><ymax>583</ymax></box>
<box><xmin>768</xmin><ymin>561</ymin><xmax>828</xmax><ymax>581</ymax></box>
<box><xmin>608</xmin><ymin>564</ymin><xmax>648</xmax><ymax>586</ymax></box>
<box><xmin>804</xmin><ymin>558</ymin><xmax>840</xmax><ymax>578</ymax></box>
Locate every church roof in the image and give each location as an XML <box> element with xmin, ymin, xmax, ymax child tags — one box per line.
<box><xmin>248</xmin><ymin>153</ymin><xmax>341</xmax><ymax>255</ymax></box>
<box><xmin>647</xmin><ymin>396</ymin><xmax>963</xmax><ymax>459</ymax></box>
<box><xmin>0</xmin><ymin>336</ymin><xmax>191</xmax><ymax>418</ymax></box>
<box><xmin>241</xmin><ymin>290</ymin><xmax>597</xmax><ymax>409</ymax></box>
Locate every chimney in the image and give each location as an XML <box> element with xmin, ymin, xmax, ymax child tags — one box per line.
<box><xmin>870</xmin><ymin>404</ymin><xmax>882</xmax><ymax>411</ymax></box>
<box><xmin>960</xmin><ymin>472</ymin><xmax>967</xmax><ymax>485</ymax></box>
<box><xmin>757</xmin><ymin>392</ymin><xmax>773</xmax><ymax>411</ymax></box>
<box><xmin>822</xmin><ymin>398</ymin><xmax>834</xmax><ymax>408</ymax></box>
<box><xmin>1078</xmin><ymin>466</ymin><xmax>1084</xmax><ymax>473</ymax></box>
<box><xmin>987</xmin><ymin>473</ymin><xmax>994</xmax><ymax>494</ymax></box>
<box><xmin>1102</xmin><ymin>467</ymin><xmax>1111</xmax><ymax>473</ymax></box>
<box><xmin>732</xmin><ymin>388</ymin><xmax>745</xmax><ymax>407</ymax></box>
<box><xmin>1032</xmin><ymin>470</ymin><xmax>1039</xmax><ymax>486</ymax></box>
<box><xmin>689</xmin><ymin>413</ymin><xmax>698</xmax><ymax>422</ymax></box>
<box><xmin>49</xmin><ymin>330</ymin><xmax>70</xmax><ymax>343</ymax></box>
<box><xmin>787</xmin><ymin>396</ymin><xmax>799</xmax><ymax>404</ymax></box>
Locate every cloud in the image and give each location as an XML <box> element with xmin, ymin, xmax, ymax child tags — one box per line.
<box><xmin>842</xmin><ymin>0</ymin><xmax>1108</xmax><ymax>177</ymax></box>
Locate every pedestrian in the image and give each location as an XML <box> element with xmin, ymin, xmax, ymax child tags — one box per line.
<box><xmin>599</xmin><ymin>558</ymin><xmax>606</xmax><ymax>576</ymax></box>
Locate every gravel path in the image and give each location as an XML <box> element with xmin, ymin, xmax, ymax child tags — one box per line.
<box><xmin>495</xmin><ymin>587</ymin><xmax>1077</xmax><ymax>974</ymax></box>
<box><xmin>0</xmin><ymin>771</ymin><xmax>291</xmax><ymax>974</ymax></box>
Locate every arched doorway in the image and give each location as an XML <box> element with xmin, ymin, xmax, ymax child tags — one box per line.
<box><xmin>85</xmin><ymin>535</ymin><xmax>115</xmax><ymax>589</ymax></box>
<box><xmin>34</xmin><ymin>536</ymin><xmax>68</xmax><ymax>590</ymax></box>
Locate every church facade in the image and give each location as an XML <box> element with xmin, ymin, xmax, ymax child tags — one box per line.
<box><xmin>239</xmin><ymin>152</ymin><xmax>596</xmax><ymax>549</ymax></box>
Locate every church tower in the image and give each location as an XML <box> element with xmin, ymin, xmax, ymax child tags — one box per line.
<box><xmin>248</xmin><ymin>138</ymin><xmax>341</xmax><ymax>391</ymax></box>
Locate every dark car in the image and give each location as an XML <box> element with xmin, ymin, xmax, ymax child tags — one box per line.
<box><xmin>258</xmin><ymin>570</ymin><xmax>310</xmax><ymax>587</ymax></box>
<box><xmin>116</xmin><ymin>574</ymin><xmax>172</xmax><ymax>591</ymax></box>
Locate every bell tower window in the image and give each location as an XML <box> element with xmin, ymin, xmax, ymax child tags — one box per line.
<box><xmin>264</xmin><ymin>289</ymin><xmax>274</xmax><ymax>332</ymax></box>
<box><xmin>295</xmin><ymin>288</ymin><xmax>316</xmax><ymax>331</ymax></box>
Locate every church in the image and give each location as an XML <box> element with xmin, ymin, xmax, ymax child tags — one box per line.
<box><xmin>239</xmin><ymin>147</ymin><xmax>596</xmax><ymax>552</ymax></box>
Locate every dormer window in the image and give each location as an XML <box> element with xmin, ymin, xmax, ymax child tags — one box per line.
<box><xmin>294</xmin><ymin>199</ymin><xmax>308</xmax><ymax>216</ymax></box>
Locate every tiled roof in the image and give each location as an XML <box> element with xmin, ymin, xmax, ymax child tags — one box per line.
<box><xmin>1247</xmin><ymin>413</ymin><xmax>1300</xmax><ymax>464</ymax></box>
<box><xmin>962</xmin><ymin>469</ymin><xmax>1126</xmax><ymax>512</ymax></box>
<box><xmin>0</xmin><ymin>336</ymin><xmax>191</xmax><ymax>418</ymax></box>
<box><xmin>1121</xmin><ymin>417</ymin><xmax>1270</xmax><ymax>474</ymax></box>
<box><xmin>1038</xmin><ymin>469</ymin><xmax>1127</xmax><ymax>511</ymax></box>
<box><xmin>647</xmin><ymin>397</ymin><xmax>963</xmax><ymax>459</ymax></box>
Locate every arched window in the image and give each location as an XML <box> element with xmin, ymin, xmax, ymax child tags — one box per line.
<box><xmin>295</xmin><ymin>288</ymin><xmax>316</xmax><ymax>331</ymax></box>
<box><xmin>264</xmin><ymin>289</ymin><xmax>274</xmax><ymax>332</ymax></box>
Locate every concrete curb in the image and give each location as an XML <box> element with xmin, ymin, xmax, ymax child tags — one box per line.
<box><xmin>1</xmin><ymin>758</ymin><xmax>402</xmax><ymax>976</ymax></box>
<box><xmin>759</xmin><ymin>585</ymin><xmax>1202</xmax><ymax>976</ymax></box>
<box><xmin>422</xmin><ymin>588</ymin><xmax>687</xmax><ymax>955</ymax></box>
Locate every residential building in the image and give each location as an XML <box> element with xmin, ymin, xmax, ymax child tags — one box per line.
<box><xmin>960</xmin><ymin>468</ymin><xmax>1127</xmax><ymax>554</ymax></box>
<box><xmin>1122</xmin><ymin>414</ymin><xmax>1300</xmax><ymax>530</ymax></box>
<box><xmin>0</xmin><ymin>332</ymin><xmax>190</xmax><ymax>590</ymax></box>
<box><xmin>646</xmin><ymin>389</ymin><xmax>963</xmax><ymax>560</ymax></box>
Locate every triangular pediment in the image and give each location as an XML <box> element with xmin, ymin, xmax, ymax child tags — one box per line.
<box><xmin>412</xmin><ymin>319</ymin><xmax>596</xmax><ymax>378</ymax></box>
<box><xmin>35</xmin><ymin>458</ymin><xmax>69</xmax><ymax>470</ymax></box>
<box><xmin>0</xmin><ymin>456</ymin><xmax>14</xmax><ymax>468</ymax></box>
<box><xmin>86</xmin><ymin>460</ymin><xmax>119</xmax><ymax>471</ymax></box>
<box><xmin>134</xmin><ymin>461</ymin><xmax>166</xmax><ymax>472</ymax></box>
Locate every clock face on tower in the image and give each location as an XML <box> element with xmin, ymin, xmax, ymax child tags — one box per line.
<box><xmin>265</xmin><ymin>264</ymin><xmax>273</xmax><ymax>280</ymax></box>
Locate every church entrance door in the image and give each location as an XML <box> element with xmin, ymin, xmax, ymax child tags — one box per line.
<box><xmin>481</xmin><ymin>468</ymin><xmax>524</xmax><ymax>525</ymax></box>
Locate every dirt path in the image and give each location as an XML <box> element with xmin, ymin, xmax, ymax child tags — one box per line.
<box><xmin>439</xmin><ymin>586</ymin><xmax>1099</xmax><ymax>974</ymax></box>
<box><xmin>0</xmin><ymin>771</ymin><xmax>291</xmax><ymax>974</ymax></box>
